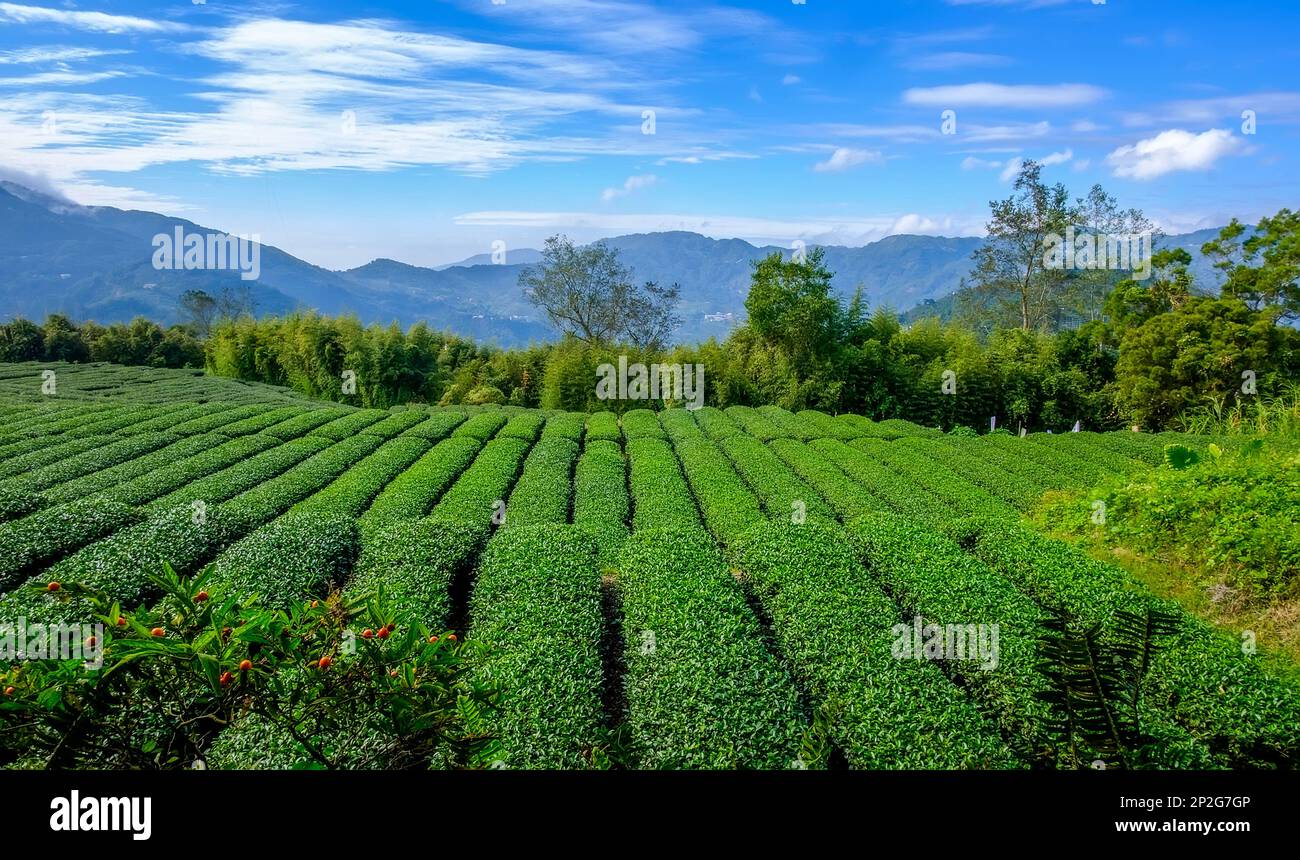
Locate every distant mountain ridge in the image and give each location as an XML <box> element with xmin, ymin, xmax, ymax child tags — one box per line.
<box><xmin>0</xmin><ymin>182</ymin><xmax>1228</xmax><ymax>346</ymax></box>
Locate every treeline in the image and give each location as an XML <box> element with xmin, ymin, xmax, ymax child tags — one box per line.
<box><xmin>0</xmin><ymin>315</ymin><xmax>203</xmax><ymax>369</ymax></box>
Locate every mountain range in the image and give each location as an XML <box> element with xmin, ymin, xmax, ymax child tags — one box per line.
<box><xmin>0</xmin><ymin>182</ymin><xmax>1227</xmax><ymax>346</ymax></box>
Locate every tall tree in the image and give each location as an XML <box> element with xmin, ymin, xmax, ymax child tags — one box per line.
<box><xmin>744</xmin><ymin>248</ymin><xmax>843</xmax><ymax>371</ymax></box>
<box><xmin>179</xmin><ymin>289</ymin><xmax>218</xmax><ymax>338</ymax></box>
<box><xmin>520</xmin><ymin>235</ymin><xmax>680</xmax><ymax>346</ymax></box>
<box><xmin>968</xmin><ymin>160</ymin><xmax>1075</xmax><ymax>331</ymax></box>
<box><xmin>1216</xmin><ymin>209</ymin><xmax>1300</xmax><ymax>321</ymax></box>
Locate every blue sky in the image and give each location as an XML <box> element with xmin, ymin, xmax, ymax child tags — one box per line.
<box><xmin>1</xmin><ymin>0</ymin><xmax>1297</xmax><ymax>268</ymax></box>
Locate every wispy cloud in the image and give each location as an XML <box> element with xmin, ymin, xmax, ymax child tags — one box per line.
<box><xmin>0</xmin><ymin>3</ymin><xmax>189</xmax><ymax>34</ymax></box>
<box><xmin>904</xmin><ymin>82</ymin><xmax>1107</xmax><ymax>108</ymax></box>
<box><xmin>903</xmin><ymin>52</ymin><xmax>1011</xmax><ymax>71</ymax></box>
<box><xmin>813</xmin><ymin>147</ymin><xmax>883</xmax><ymax>173</ymax></box>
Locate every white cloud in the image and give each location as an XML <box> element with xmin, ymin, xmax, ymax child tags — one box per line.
<box><xmin>1106</xmin><ymin>128</ymin><xmax>1244</xmax><ymax>180</ymax></box>
<box><xmin>1071</xmin><ymin>119</ymin><xmax>1102</xmax><ymax>132</ymax></box>
<box><xmin>0</xmin><ymin>70</ymin><xmax>126</xmax><ymax>87</ymax></box>
<box><xmin>813</xmin><ymin>147</ymin><xmax>882</xmax><ymax>172</ymax></box>
<box><xmin>1073</xmin><ymin>158</ymin><xmax>1091</xmax><ymax>171</ymax></box>
<box><xmin>601</xmin><ymin>174</ymin><xmax>658</xmax><ymax>201</ymax></box>
<box><xmin>961</xmin><ymin>156</ymin><xmax>1001</xmax><ymax>170</ymax></box>
<box><xmin>999</xmin><ymin>157</ymin><xmax>1024</xmax><ymax>182</ymax></box>
<box><xmin>0</xmin><ymin>3</ymin><xmax>189</xmax><ymax>34</ymax></box>
<box><xmin>903</xmin><ymin>82</ymin><xmax>1106</xmax><ymax>108</ymax></box>
<box><xmin>0</xmin><ymin>46</ymin><xmax>127</xmax><ymax>64</ymax></box>
<box><xmin>782</xmin><ymin>74</ymin><xmax>801</xmax><ymax>85</ymax></box>
<box><xmin>903</xmin><ymin>52</ymin><xmax>1011</xmax><ymax>71</ymax></box>
<box><xmin>1039</xmin><ymin>148</ymin><xmax>1073</xmax><ymax>166</ymax></box>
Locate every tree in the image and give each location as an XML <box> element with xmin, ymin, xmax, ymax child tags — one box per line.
<box><xmin>1114</xmin><ymin>296</ymin><xmax>1299</xmax><ymax>429</ymax></box>
<box><xmin>1218</xmin><ymin>209</ymin><xmax>1300</xmax><ymax>321</ymax></box>
<box><xmin>744</xmin><ymin>248</ymin><xmax>843</xmax><ymax>372</ymax></box>
<box><xmin>967</xmin><ymin>161</ymin><xmax>1074</xmax><ymax>331</ymax></box>
<box><xmin>42</xmin><ymin>314</ymin><xmax>89</xmax><ymax>362</ymax></box>
<box><xmin>0</xmin><ymin>318</ymin><xmax>44</xmax><ymax>361</ymax></box>
<box><xmin>215</xmin><ymin>284</ymin><xmax>256</xmax><ymax>320</ymax></box>
<box><xmin>520</xmin><ymin>235</ymin><xmax>680</xmax><ymax>346</ymax></box>
<box><xmin>1103</xmin><ymin>248</ymin><xmax>1194</xmax><ymax>331</ymax></box>
<box><xmin>179</xmin><ymin>289</ymin><xmax>218</xmax><ymax>338</ymax></box>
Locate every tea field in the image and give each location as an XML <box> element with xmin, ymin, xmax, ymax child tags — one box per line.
<box><xmin>1</xmin><ymin>360</ymin><xmax>1297</xmax><ymax>769</ymax></box>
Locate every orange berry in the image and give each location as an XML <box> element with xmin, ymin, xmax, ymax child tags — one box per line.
<box><xmin>377</xmin><ymin>627</ymin><xmax>391</xmax><ymax>640</ymax></box>
<box><xmin>84</xmin><ymin>636</ymin><xmax>97</xmax><ymax>648</ymax></box>
<box><xmin>46</xmin><ymin>582</ymin><xmax>60</xmax><ymax>593</ymax></box>
<box><xmin>389</xmin><ymin>669</ymin><xmax>399</xmax><ymax>678</ymax></box>
<box><xmin>318</xmin><ymin>656</ymin><xmax>333</xmax><ymax>670</ymax></box>
<box><xmin>427</xmin><ymin>635</ymin><xmax>438</xmax><ymax>644</ymax></box>
<box><xmin>150</xmin><ymin>627</ymin><xmax>165</xmax><ymax>638</ymax></box>
<box><xmin>310</xmin><ymin>600</ymin><xmax>319</xmax><ymax>609</ymax></box>
<box><xmin>239</xmin><ymin>659</ymin><xmax>253</xmax><ymax>672</ymax></box>
<box><xmin>219</xmin><ymin>671</ymin><xmax>233</xmax><ymax>688</ymax></box>
<box><xmin>3</xmin><ymin>686</ymin><xmax>14</xmax><ymax>696</ymax></box>
<box><xmin>194</xmin><ymin>591</ymin><xmax>209</xmax><ymax>603</ymax></box>
<box><xmin>447</xmin><ymin>634</ymin><xmax>457</xmax><ymax>642</ymax></box>
<box><xmin>361</xmin><ymin>628</ymin><xmax>374</xmax><ymax>640</ymax></box>
<box><xmin>116</xmin><ymin>617</ymin><xmax>127</xmax><ymax>627</ymax></box>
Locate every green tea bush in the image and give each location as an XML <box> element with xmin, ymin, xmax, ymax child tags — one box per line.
<box><xmin>0</xmin><ymin>500</ymin><xmax>141</xmax><ymax>589</ymax></box>
<box><xmin>308</xmin><ymin>409</ymin><xmax>388</xmax><ymax>440</ymax></box>
<box><xmin>621</xmin><ymin>408</ymin><xmax>664</xmax><ymax>440</ymax></box>
<box><xmin>451</xmin><ymin>411</ymin><xmax>508</xmax><ymax>441</ymax></box>
<box><xmin>584</xmin><ymin>411</ymin><xmax>621</xmax><ymax>443</ymax></box>
<box><xmin>502</xmin><ymin>437</ymin><xmax>578</xmax><ymax>528</ymax></box>
<box><xmin>669</xmin><ymin>435</ymin><xmax>762</xmax><ymax>545</ymax></box>
<box><xmin>968</xmin><ymin>518</ymin><xmax>1300</xmax><ymax>768</ymax></box>
<box><xmin>361</xmin><ymin>437</ymin><xmax>481</xmax><ymax>525</ymax></box>
<box><xmin>293</xmin><ymin>437</ymin><xmax>431</xmax><ymax>516</ymax></box>
<box><xmin>694</xmin><ymin>406</ymin><xmax>741</xmax><ymax>440</ymax></box>
<box><xmin>619</xmin><ymin>528</ymin><xmax>806</xmax><ymax>768</ymax></box>
<box><xmin>626</xmin><ymin>438</ymin><xmax>699</xmax><ymax>533</ymax></box>
<box><xmin>769</xmin><ymin>439</ymin><xmax>887</xmax><ymax>520</ymax></box>
<box><xmin>719</xmin><ymin>434</ymin><xmax>834</xmax><ymax>522</ymax></box>
<box><xmin>428</xmin><ymin>437</ymin><xmax>531</xmax><ymax>533</ymax></box>
<box><xmin>572</xmin><ymin>440</ymin><xmax>628</xmax><ymax>563</ymax></box>
<box><xmin>733</xmin><ymin>521</ymin><xmax>1018</xmax><ymax>769</ymax></box>
<box><xmin>469</xmin><ymin>525</ymin><xmax>605</xmax><ymax>768</ymax></box>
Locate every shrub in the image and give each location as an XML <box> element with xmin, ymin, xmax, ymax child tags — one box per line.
<box><xmin>350</xmin><ymin>519</ymin><xmax>484</xmax><ymax>629</ymax></box>
<box><xmin>213</xmin><ymin>406</ymin><xmax>308</xmax><ymax>437</ymax></box>
<box><xmin>219</xmin><ymin>435</ymin><xmax>384</xmax><ymax>526</ymax></box>
<box><xmin>668</xmin><ymin>435</ymin><xmax>761</xmax><ymax>545</ymax></box>
<box><xmin>468</xmin><ymin>525</ymin><xmax>605</xmax><ymax>768</ymax></box>
<box><xmin>809</xmin><ymin>439</ymin><xmax>952</xmax><ymax>528</ymax></box>
<box><xmin>967</xmin><ymin>517</ymin><xmax>1300</xmax><ymax>768</ymax></box>
<box><xmin>0</xmin><ymin>489</ymin><xmax>41</xmax><ymax>523</ymax></box>
<box><xmin>104</xmin><ymin>435</ymin><xmax>283</xmax><ymax>509</ymax></box>
<box><xmin>428</xmin><ymin>437</ymin><xmax>531</xmax><ymax>534</ymax></box>
<box><xmin>357</xmin><ymin>409</ymin><xmax>436</xmax><ymax>439</ymax></box>
<box><xmin>41</xmin><ymin>434</ymin><xmax>217</xmax><ymax>505</ymax></box>
<box><xmin>540</xmin><ymin>412</ymin><xmax>586</xmax><ymax>442</ymax></box>
<box><xmin>0</xmin><ymin>436</ymin><xmax>119</xmax><ymax>480</ymax></box>
<box><xmin>584</xmin><ymin>411</ymin><xmax>621</xmax><ymax>443</ymax></box>
<box><xmin>732</xmin><ymin>521</ymin><xmax>1018</xmax><ymax>768</ymax></box>
<box><xmin>619</xmin><ymin>528</ymin><xmax>807</xmax><ymax>768</ymax></box>
<box><xmin>292</xmin><ymin>437</ymin><xmax>431</xmax><ymax>517</ymax></box>
<box><xmin>0</xmin><ymin>500</ymin><xmax>141</xmax><ymax>590</ymax></box>
<box><xmin>624</xmin><ymin>441</ymin><xmax>696</xmax><ymax>535</ymax></box>
<box><xmin>768</xmin><ymin>439</ymin><xmax>886</xmax><ymax>520</ymax></box>
<box><xmin>143</xmin><ymin>439</ymin><xmax>326</xmax><ymax>514</ymax></box>
<box><xmin>259</xmin><ymin>407</ymin><xmax>352</xmax><ymax>440</ymax></box>
<box><xmin>572</xmin><ymin>440</ymin><xmax>628</xmax><ymax>563</ymax></box>
<box><xmin>361</xmin><ymin>437</ymin><xmax>481</xmax><ymax>525</ymax></box>
<box><xmin>399</xmin><ymin>410</ymin><xmax>467</xmax><ymax>440</ymax></box>
<box><xmin>694</xmin><ymin>406</ymin><xmax>741</xmax><ymax>440</ymax></box>
<box><xmin>451</xmin><ymin>412</ymin><xmax>509</xmax><ymax>441</ymax></box>
<box><xmin>496</xmin><ymin>412</ymin><xmax>546</xmax><ymax>442</ymax></box>
<box><xmin>2</xmin><ymin>565</ymin><xmax>497</xmax><ymax>770</ymax></box>
<box><xmin>621</xmin><ymin>409</ymin><xmax>664</xmax><ymax>440</ymax></box>
<box><xmin>502</xmin><ymin>438</ymin><xmax>578</xmax><ymax>528</ymax></box>
<box><xmin>0</xmin><ymin>433</ymin><xmax>181</xmax><ymax>496</ymax></box>
<box><xmin>719</xmin><ymin>434</ymin><xmax>834</xmax><ymax>522</ymax></box>
<box><xmin>203</xmin><ymin>512</ymin><xmax>359</xmax><ymax>610</ymax></box>
<box><xmin>308</xmin><ymin>409</ymin><xmax>388</xmax><ymax>440</ymax></box>
<box><xmin>725</xmin><ymin>405</ymin><xmax>785</xmax><ymax>441</ymax></box>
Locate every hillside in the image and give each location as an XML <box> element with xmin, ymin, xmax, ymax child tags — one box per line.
<box><xmin>1</xmin><ymin>361</ymin><xmax>1296</xmax><ymax>771</ymax></box>
<box><xmin>0</xmin><ymin>182</ymin><xmax>1230</xmax><ymax>345</ymax></box>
